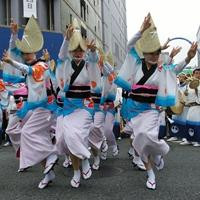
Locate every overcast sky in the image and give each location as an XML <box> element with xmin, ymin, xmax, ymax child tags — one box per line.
<box><xmin>126</xmin><ymin>0</ymin><xmax>200</xmax><ymax>66</ymax></box>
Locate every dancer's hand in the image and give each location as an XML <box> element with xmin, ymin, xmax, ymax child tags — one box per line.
<box><xmin>42</xmin><ymin>49</ymin><xmax>50</xmax><ymax>61</ymax></box>
<box><xmin>170</xmin><ymin>46</ymin><xmax>182</xmax><ymax>58</ymax></box>
<box><xmin>161</xmin><ymin>38</ymin><xmax>170</xmax><ymax>50</ymax></box>
<box><xmin>185</xmin><ymin>42</ymin><xmax>198</xmax><ymax>63</ymax></box>
<box><xmin>87</xmin><ymin>40</ymin><xmax>96</xmax><ymax>52</ymax></box>
<box><xmin>10</xmin><ymin>19</ymin><xmax>18</xmax><ymax>34</ymax></box>
<box><xmin>65</xmin><ymin>24</ymin><xmax>74</xmax><ymax>40</ymax></box>
<box><xmin>50</xmin><ymin>59</ymin><xmax>55</xmax><ymax>71</ymax></box>
<box><xmin>140</xmin><ymin>13</ymin><xmax>151</xmax><ymax>34</ymax></box>
<box><xmin>2</xmin><ymin>50</ymin><xmax>12</xmax><ymax>64</ymax></box>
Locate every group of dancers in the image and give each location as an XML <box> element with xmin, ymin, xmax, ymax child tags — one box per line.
<box><xmin>167</xmin><ymin>68</ymin><xmax>200</xmax><ymax>146</ymax></box>
<box><xmin>0</xmin><ymin>13</ymin><xmax>198</xmax><ymax>190</ymax></box>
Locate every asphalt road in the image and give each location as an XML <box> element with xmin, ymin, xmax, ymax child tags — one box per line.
<box><xmin>0</xmin><ymin>139</ymin><xmax>200</xmax><ymax>200</ymax></box>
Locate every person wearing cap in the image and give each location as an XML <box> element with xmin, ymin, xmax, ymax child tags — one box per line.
<box><xmin>56</xmin><ymin>18</ymin><xmax>99</xmax><ymax>188</ymax></box>
<box><xmin>114</xmin><ymin>13</ymin><xmax>197</xmax><ymax>190</ymax></box>
<box><xmin>2</xmin><ymin>16</ymin><xmax>58</xmax><ymax>189</ymax></box>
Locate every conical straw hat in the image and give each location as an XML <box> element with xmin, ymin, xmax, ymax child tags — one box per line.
<box><xmin>68</xmin><ymin>18</ymin><xmax>87</xmax><ymax>51</ymax></box>
<box><xmin>135</xmin><ymin>14</ymin><xmax>161</xmax><ymax>57</ymax></box>
<box><xmin>16</xmin><ymin>16</ymin><xmax>43</xmax><ymax>53</ymax></box>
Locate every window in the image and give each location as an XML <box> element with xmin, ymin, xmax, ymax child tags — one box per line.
<box><xmin>70</xmin><ymin>14</ymin><xmax>73</xmax><ymax>24</ymax></box>
<box><xmin>47</xmin><ymin>0</ymin><xmax>54</xmax><ymax>30</ymax></box>
<box><xmin>19</xmin><ymin>0</ymin><xmax>28</xmax><ymax>26</ymax></box>
<box><xmin>94</xmin><ymin>25</ymin><xmax>96</xmax><ymax>32</ymax></box>
<box><xmin>81</xmin><ymin>26</ymin><xmax>87</xmax><ymax>39</ymax></box>
<box><xmin>80</xmin><ymin>0</ymin><xmax>86</xmax><ymax>21</ymax></box>
<box><xmin>93</xmin><ymin>0</ymin><xmax>95</xmax><ymax>6</ymax></box>
<box><xmin>0</xmin><ymin>0</ymin><xmax>11</xmax><ymax>25</ymax></box>
<box><xmin>25</xmin><ymin>0</ymin><xmax>54</xmax><ymax>30</ymax></box>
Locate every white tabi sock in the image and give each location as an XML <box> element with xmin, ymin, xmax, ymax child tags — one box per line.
<box><xmin>82</xmin><ymin>159</ymin><xmax>90</xmax><ymax>172</ymax></box>
<box><xmin>154</xmin><ymin>155</ymin><xmax>162</xmax><ymax>166</ymax></box>
<box><xmin>128</xmin><ymin>147</ymin><xmax>134</xmax><ymax>156</ymax></box>
<box><xmin>39</xmin><ymin>170</ymin><xmax>55</xmax><ymax>187</ymax></box>
<box><xmin>147</xmin><ymin>169</ymin><xmax>155</xmax><ymax>181</ymax></box>
<box><xmin>133</xmin><ymin>155</ymin><xmax>140</xmax><ymax>163</ymax></box>
<box><xmin>73</xmin><ymin>170</ymin><xmax>81</xmax><ymax>182</ymax></box>
<box><xmin>48</xmin><ymin>170</ymin><xmax>55</xmax><ymax>178</ymax></box>
<box><xmin>112</xmin><ymin>145</ymin><xmax>119</xmax><ymax>156</ymax></box>
<box><xmin>94</xmin><ymin>156</ymin><xmax>100</xmax><ymax>166</ymax></box>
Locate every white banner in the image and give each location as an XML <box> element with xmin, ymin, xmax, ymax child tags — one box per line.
<box><xmin>23</xmin><ymin>0</ymin><xmax>37</xmax><ymax>18</ymax></box>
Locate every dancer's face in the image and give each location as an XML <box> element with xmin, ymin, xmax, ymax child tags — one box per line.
<box><xmin>193</xmin><ymin>70</ymin><xmax>200</xmax><ymax>80</ymax></box>
<box><xmin>70</xmin><ymin>46</ymin><xmax>85</xmax><ymax>62</ymax></box>
<box><xmin>22</xmin><ymin>52</ymin><xmax>36</xmax><ymax>64</ymax></box>
<box><xmin>143</xmin><ymin>50</ymin><xmax>161</xmax><ymax>65</ymax></box>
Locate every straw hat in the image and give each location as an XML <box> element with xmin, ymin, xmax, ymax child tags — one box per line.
<box><xmin>16</xmin><ymin>16</ymin><xmax>43</xmax><ymax>53</ymax></box>
<box><xmin>68</xmin><ymin>18</ymin><xmax>87</xmax><ymax>52</ymax></box>
<box><xmin>135</xmin><ymin>14</ymin><xmax>161</xmax><ymax>57</ymax></box>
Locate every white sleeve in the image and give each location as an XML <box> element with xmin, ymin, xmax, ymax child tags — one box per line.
<box><xmin>9</xmin><ymin>33</ymin><xmax>18</xmax><ymax>50</ymax></box>
<box><xmin>11</xmin><ymin>60</ymin><xmax>31</xmax><ymax>75</ymax></box>
<box><xmin>173</xmin><ymin>60</ymin><xmax>187</xmax><ymax>74</ymax></box>
<box><xmin>58</xmin><ymin>37</ymin><xmax>70</xmax><ymax>61</ymax></box>
<box><xmin>127</xmin><ymin>31</ymin><xmax>142</xmax><ymax>51</ymax></box>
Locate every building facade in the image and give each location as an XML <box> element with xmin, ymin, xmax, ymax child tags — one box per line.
<box><xmin>0</xmin><ymin>0</ymin><xmax>127</xmax><ymax>67</ymax></box>
<box><xmin>60</xmin><ymin>0</ymin><xmax>103</xmax><ymax>50</ymax></box>
<box><xmin>102</xmin><ymin>0</ymin><xmax>127</xmax><ymax>68</ymax></box>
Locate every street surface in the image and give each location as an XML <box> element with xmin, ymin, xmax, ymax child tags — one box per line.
<box><xmin>0</xmin><ymin>139</ymin><xmax>200</xmax><ymax>200</ymax></box>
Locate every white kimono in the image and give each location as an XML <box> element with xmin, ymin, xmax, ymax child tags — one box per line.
<box><xmin>114</xmin><ymin>32</ymin><xmax>188</xmax><ymax>163</ymax></box>
<box><xmin>56</xmin><ymin>37</ymin><xmax>99</xmax><ymax>159</ymax></box>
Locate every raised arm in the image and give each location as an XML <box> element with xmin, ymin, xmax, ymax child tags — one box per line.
<box><xmin>127</xmin><ymin>13</ymin><xmax>151</xmax><ymax>51</ymax></box>
<box><xmin>86</xmin><ymin>40</ymin><xmax>101</xmax><ymax>93</ymax></box>
<box><xmin>127</xmin><ymin>32</ymin><xmax>142</xmax><ymax>51</ymax></box>
<box><xmin>2</xmin><ymin>51</ymin><xmax>30</xmax><ymax>75</ymax></box>
<box><xmin>174</xmin><ymin>42</ymin><xmax>198</xmax><ymax>74</ymax></box>
<box><xmin>9</xmin><ymin>20</ymin><xmax>19</xmax><ymax>50</ymax></box>
<box><xmin>58</xmin><ymin>25</ymin><xmax>74</xmax><ymax>60</ymax></box>
<box><xmin>58</xmin><ymin>37</ymin><xmax>70</xmax><ymax>61</ymax></box>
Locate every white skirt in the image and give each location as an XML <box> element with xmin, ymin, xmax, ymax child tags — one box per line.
<box><xmin>130</xmin><ymin>110</ymin><xmax>169</xmax><ymax>163</ymax></box>
<box><xmin>88</xmin><ymin>111</ymin><xmax>106</xmax><ymax>150</ymax></box>
<box><xmin>20</xmin><ymin>108</ymin><xmax>57</xmax><ymax>169</ymax></box>
<box><xmin>62</xmin><ymin>109</ymin><xmax>93</xmax><ymax>159</ymax></box>
<box><xmin>55</xmin><ymin>115</ymin><xmax>70</xmax><ymax>155</ymax></box>
<box><xmin>104</xmin><ymin>112</ymin><xmax>117</xmax><ymax>147</ymax></box>
<box><xmin>6</xmin><ymin>111</ymin><xmax>32</xmax><ymax>152</ymax></box>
